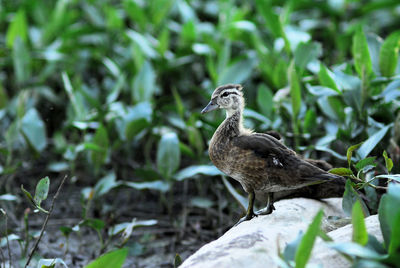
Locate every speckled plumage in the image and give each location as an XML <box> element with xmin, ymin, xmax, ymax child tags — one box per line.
<box><xmin>202</xmin><ymin>84</ymin><xmax>345</xmax><ymax>225</ymax></box>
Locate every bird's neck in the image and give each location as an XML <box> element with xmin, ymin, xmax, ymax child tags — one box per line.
<box><xmin>216</xmin><ymin>109</ymin><xmax>245</xmax><ymax>138</ymax></box>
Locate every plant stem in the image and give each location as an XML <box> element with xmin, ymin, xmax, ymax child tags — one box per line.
<box><xmin>25</xmin><ymin>175</ymin><xmax>68</xmax><ymax>268</ymax></box>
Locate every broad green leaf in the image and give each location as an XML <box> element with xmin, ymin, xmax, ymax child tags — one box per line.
<box><xmin>294</xmin><ymin>210</ymin><xmax>323</xmax><ymax>268</ymax></box>
<box><xmin>347</xmin><ymin>142</ymin><xmax>363</xmax><ymax>167</ymax></box>
<box><xmin>190</xmin><ymin>197</ymin><xmax>214</xmax><ymax>208</ymax></box>
<box><xmin>329</xmin><ymin>242</ymin><xmax>387</xmax><ymax>260</ymax></box>
<box><xmin>125</xmin><ymin>119</ymin><xmax>149</xmax><ymax>140</ymax></box>
<box><xmin>174</xmin><ymin>165</ymin><xmax>223</xmax><ymax>181</ymax></box>
<box><xmin>303</xmin><ymin>110</ymin><xmax>316</xmax><ymax>133</ymax></box>
<box><xmin>81</xmin><ymin>218</ymin><xmax>105</xmax><ymax>231</ymax></box>
<box><xmin>329</xmin><ymin>168</ymin><xmax>353</xmax><ymax>176</ymax></box>
<box><xmin>217</xmin><ymin>57</ymin><xmax>257</xmax><ymax>85</ymax></box>
<box><xmin>352</xmin><ymin>27</ymin><xmax>373</xmax><ymax>78</ymax></box>
<box><xmin>126</xmin><ymin>30</ymin><xmax>158</xmax><ymax>58</ymax></box>
<box><xmin>90</xmin><ymin>125</ymin><xmax>109</xmax><ymax>169</ymax></box>
<box><xmin>6</xmin><ymin>9</ymin><xmax>28</xmax><ymax>48</ymax></box>
<box><xmin>378</xmin><ymin>184</ymin><xmax>400</xmax><ymax>248</ymax></box>
<box><xmin>288</xmin><ymin>60</ymin><xmax>301</xmax><ymax>118</ymax></box>
<box><xmin>156</xmin><ymin>132</ymin><xmax>180</xmax><ymax>179</ymax></box>
<box><xmin>318</xmin><ymin>64</ymin><xmax>340</xmax><ymax>93</ymax></box>
<box><xmin>34</xmin><ymin>177</ymin><xmax>50</xmax><ymax>207</ymax></box>
<box><xmin>283</xmin><ymin>232</ymin><xmax>303</xmax><ymax>261</ymax></box>
<box><xmin>121</xmin><ymin>180</ymin><xmax>170</xmax><ymax>193</ymax></box>
<box><xmin>388</xmin><ymin>213</ymin><xmax>400</xmax><ymax>264</ymax></box>
<box><xmin>294</xmin><ymin>42</ymin><xmax>322</xmax><ymax>71</ymax></box>
<box><xmin>358</xmin><ymin>124</ymin><xmax>392</xmax><ymax>159</ymax></box>
<box><xmin>132</xmin><ymin>61</ymin><xmax>156</xmax><ymax>103</ymax></box>
<box><xmin>180</xmin><ymin>20</ymin><xmax>196</xmax><ymax>44</ymax></box>
<box><xmin>355</xmin><ymin>157</ymin><xmax>376</xmax><ymax>171</ymax></box>
<box><xmin>379</xmin><ymin>31</ymin><xmax>400</xmax><ymax>77</ymax></box>
<box><xmin>85</xmin><ymin>248</ymin><xmax>128</xmax><ymax>268</ymax></box>
<box><xmin>342</xmin><ymin>180</ymin><xmax>369</xmax><ymax>217</ymax></box>
<box><xmin>374</xmin><ymin>174</ymin><xmax>400</xmax><ymax>182</ymax></box>
<box><xmin>257</xmin><ymin>84</ymin><xmax>273</xmax><ymax>118</ymax></box>
<box><xmin>12</xmin><ymin>37</ymin><xmax>31</xmax><ymax>84</ymax></box>
<box><xmin>221</xmin><ymin>176</ymin><xmax>247</xmax><ymax>211</ymax></box>
<box><xmin>21</xmin><ymin>109</ymin><xmax>47</xmax><ymax>153</ymax></box>
<box><xmin>383</xmin><ymin>150</ymin><xmax>393</xmax><ymax>173</ymax></box>
<box><xmin>352</xmin><ymin>201</ymin><xmax>368</xmax><ymax>246</ymax></box>
<box><xmin>187</xmin><ymin>126</ymin><xmax>204</xmax><ymax>155</ymax></box>
<box><xmin>94</xmin><ymin>172</ymin><xmax>118</xmax><ymax>197</ymax></box>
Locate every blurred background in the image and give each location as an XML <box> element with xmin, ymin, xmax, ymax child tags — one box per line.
<box><xmin>1</xmin><ymin>0</ymin><xmax>400</xmax><ymax>267</ymax></box>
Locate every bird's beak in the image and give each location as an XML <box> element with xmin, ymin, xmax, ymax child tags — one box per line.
<box><xmin>201</xmin><ymin>100</ymin><xmax>219</xmax><ymax>114</ymax></box>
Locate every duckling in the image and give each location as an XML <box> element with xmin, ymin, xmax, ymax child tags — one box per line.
<box><xmin>201</xmin><ymin>84</ymin><xmax>344</xmax><ymax>225</ymax></box>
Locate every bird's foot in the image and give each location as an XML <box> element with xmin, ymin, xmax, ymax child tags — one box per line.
<box><xmin>255</xmin><ymin>203</ymin><xmax>276</xmax><ymax>216</ymax></box>
<box><xmin>234</xmin><ymin>212</ymin><xmax>257</xmax><ymax>227</ymax></box>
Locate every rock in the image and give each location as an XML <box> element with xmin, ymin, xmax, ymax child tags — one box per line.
<box><xmin>180</xmin><ymin>198</ymin><xmax>382</xmax><ymax>268</ymax></box>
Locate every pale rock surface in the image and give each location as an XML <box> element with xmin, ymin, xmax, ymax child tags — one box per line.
<box><xmin>180</xmin><ymin>198</ymin><xmax>382</xmax><ymax>268</ymax></box>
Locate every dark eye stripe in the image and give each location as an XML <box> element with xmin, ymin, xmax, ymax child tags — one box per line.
<box><xmin>221</xmin><ymin>91</ymin><xmax>238</xmax><ymax>97</ymax></box>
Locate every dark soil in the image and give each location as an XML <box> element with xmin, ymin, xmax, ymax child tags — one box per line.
<box><xmin>1</xmin><ymin>174</ymin><xmax>238</xmax><ymax>268</ymax></box>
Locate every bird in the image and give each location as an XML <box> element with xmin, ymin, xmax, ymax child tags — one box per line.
<box><xmin>201</xmin><ymin>84</ymin><xmax>345</xmax><ymax>225</ymax></box>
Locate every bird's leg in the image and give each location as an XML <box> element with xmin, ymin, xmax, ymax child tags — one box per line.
<box><xmin>255</xmin><ymin>193</ymin><xmax>275</xmax><ymax>215</ymax></box>
<box><xmin>234</xmin><ymin>191</ymin><xmax>256</xmax><ymax>226</ymax></box>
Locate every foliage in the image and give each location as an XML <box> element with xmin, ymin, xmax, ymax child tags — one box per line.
<box><xmin>0</xmin><ymin>0</ymin><xmax>400</xmax><ymax>266</ymax></box>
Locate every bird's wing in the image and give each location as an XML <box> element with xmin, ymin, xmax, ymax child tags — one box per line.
<box><xmin>232</xmin><ymin>133</ymin><xmax>340</xmax><ymax>184</ymax></box>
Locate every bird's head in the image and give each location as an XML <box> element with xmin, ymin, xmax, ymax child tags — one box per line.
<box><xmin>201</xmin><ymin>84</ymin><xmax>244</xmax><ymax>116</ymax></box>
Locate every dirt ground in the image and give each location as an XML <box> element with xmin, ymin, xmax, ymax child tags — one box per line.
<box><xmin>1</xmin><ymin>175</ymin><xmax>237</xmax><ymax>268</ymax></box>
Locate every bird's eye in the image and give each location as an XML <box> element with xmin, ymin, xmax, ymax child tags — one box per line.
<box><xmin>221</xmin><ymin>92</ymin><xmax>230</xmax><ymax>98</ymax></box>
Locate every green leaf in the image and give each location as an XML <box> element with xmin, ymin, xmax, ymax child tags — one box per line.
<box><xmin>379</xmin><ymin>31</ymin><xmax>400</xmax><ymax>77</ymax></box>
<box><xmin>91</xmin><ymin>124</ymin><xmax>109</xmax><ymax>169</ymax></box>
<box><xmin>217</xmin><ymin>57</ymin><xmax>257</xmax><ymax>85</ymax></box>
<box><xmin>21</xmin><ymin>109</ymin><xmax>47</xmax><ymax>153</ymax></box>
<box><xmin>358</xmin><ymin>125</ymin><xmax>392</xmax><ymax>159</ymax></box>
<box><xmin>121</xmin><ymin>180</ymin><xmax>170</xmax><ymax>193</ymax></box>
<box><xmin>221</xmin><ymin>176</ymin><xmax>247</xmax><ymax>211</ymax></box>
<box><xmin>318</xmin><ymin>64</ymin><xmax>340</xmax><ymax>93</ymax></box>
<box><xmin>328</xmin><ymin>168</ymin><xmax>353</xmax><ymax>176</ymax></box>
<box><xmin>383</xmin><ymin>150</ymin><xmax>394</xmax><ymax>173</ymax></box>
<box><xmin>347</xmin><ymin>142</ymin><xmax>363</xmax><ymax>167</ymax></box>
<box><xmin>21</xmin><ymin>185</ymin><xmax>36</xmax><ymax>207</ymax></box>
<box><xmin>94</xmin><ymin>172</ymin><xmax>118</xmax><ymax>197</ymax></box>
<box><xmin>343</xmin><ymin>180</ymin><xmax>369</xmax><ymax>217</ymax></box>
<box><xmin>303</xmin><ymin>109</ymin><xmax>316</xmax><ymax>133</ymax></box>
<box><xmin>34</xmin><ymin>177</ymin><xmax>50</xmax><ymax>207</ymax></box>
<box><xmin>355</xmin><ymin>157</ymin><xmax>376</xmax><ymax>171</ymax></box>
<box><xmin>283</xmin><ymin>232</ymin><xmax>303</xmax><ymax>261</ymax></box>
<box><xmin>174</xmin><ymin>165</ymin><xmax>223</xmax><ymax>181</ymax></box>
<box><xmin>125</xmin><ymin>119</ymin><xmax>149</xmax><ymax>140</ymax></box>
<box><xmin>12</xmin><ymin>37</ymin><xmax>31</xmax><ymax>84</ymax></box>
<box><xmin>352</xmin><ymin>201</ymin><xmax>368</xmax><ymax>246</ymax></box>
<box><xmin>174</xmin><ymin>254</ymin><xmax>182</xmax><ymax>268</ymax></box>
<box><xmin>288</xmin><ymin>60</ymin><xmax>301</xmax><ymax>118</ymax></box>
<box><xmin>85</xmin><ymin>248</ymin><xmax>128</xmax><ymax>268</ymax></box>
<box><xmin>257</xmin><ymin>84</ymin><xmax>273</xmax><ymax>118</ymax></box>
<box><xmin>294</xmin><ymin>210</ymin><xmax>324</xmax><ymax>268</ymax></box>
<box><xmin>38</xmin><ymin>258</ymin><xmax>68</xmax><ymax>268</ymax></box>
<box><xmin>388</xmin><ymin>213</ymin><xmax>400</xmax><ymax>264</ymax></box>
<box><xmin>378</xmin><ymin>184</ymin><xmax>400</xmax><ymax>248</ymax></box>
<box><xmin>294</xmin><ymin>42</ymin><xmax>322</xmax><ymax>71</ymax></box>
<box><xmin>329</xmin><ymin>242</ymin><xmax>387</xmax><ymax>260</ymax></box>
<box><xmin>81</xmin><ymin>219</ymin><xmax>105</xmax><ymax>231</ymax></box>
<box><xmin>156</xmin><ymin>132</ymin><xmax>180</xmax><ymax>179</ymax></box>
<box><xmin>352</xmin><ymin>26</ymin><xmax>373</xmax><ymax>78</ymax></box>
<box><xmin>6</xmin><ymin>9</ymin><xmax>28</xmax><ymax>48</ymax></box>
<box><xmin>132</xmin><ymin>61</ymin><xmax>156</xmax><ymax>103</ymax></box>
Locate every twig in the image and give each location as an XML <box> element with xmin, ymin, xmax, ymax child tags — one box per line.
<box><xmin>25</xmin><ymin>175</ymin><xmax>68</xmax><ymax>268</ymax></box>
